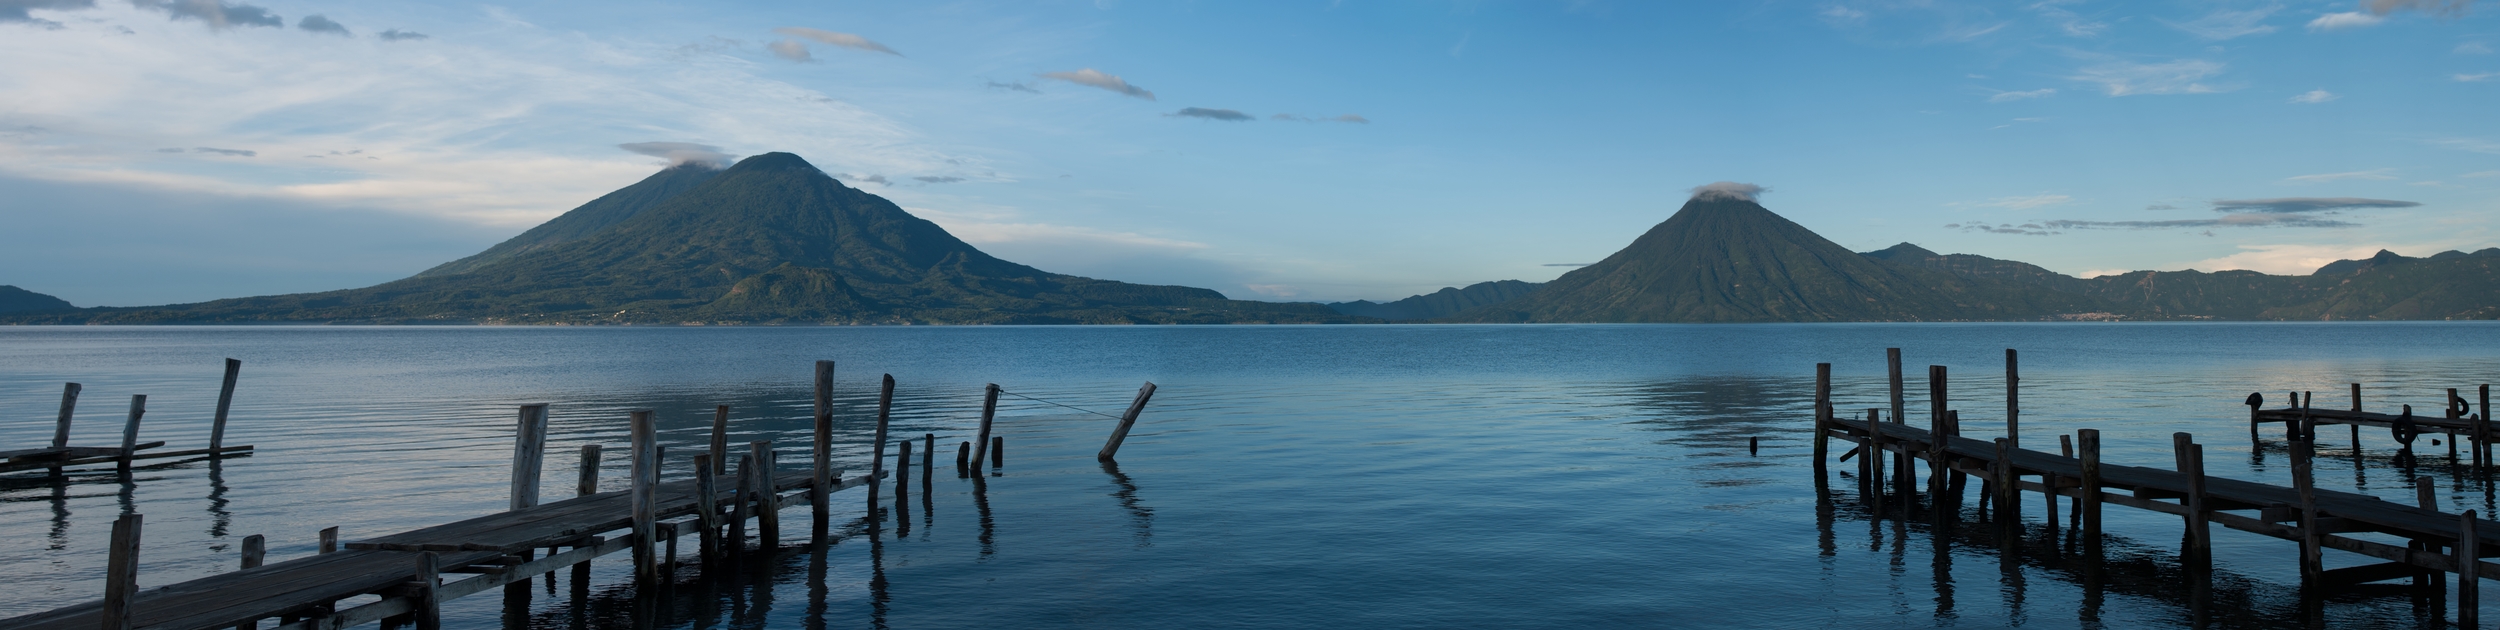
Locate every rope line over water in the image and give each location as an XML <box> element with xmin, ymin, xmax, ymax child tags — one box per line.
<box><xmin>996</xmin><ymin>389</ymin><xmax>1124</xmax><ymax>420</ymax></box>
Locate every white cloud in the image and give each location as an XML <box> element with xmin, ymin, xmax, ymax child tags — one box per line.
<box><xmin>2430</xmin><ymin>137</ymin><xmax>2500</xmax><ymax>154</ymax></box>
<box><xmin>2283</xmin><ymin>168</ymin><xmax>2395</xmax><ymax>183</ymax></box>
<box><xmin>1976</xmin><ymin>194</ymin><xmax>2073</xmax><ymax>209</ymax></box>
<box><xmin>2179</xmin><ymin>243</ymin><xmax>2400</xmax><ymax>274</ymax></box>
<box><xmin>2461</xmin><ymin>42</ymin><xmax>2496</xmax><ymax>54</ymax></box>
<box><xmin>2307</xmin><ymin>12</ymin><xmax>2386</xmax><ymax>31</ymax></box>
<box><xmin>1987</xmin><ymin>88</ymin><xmax>2056</xmax><ymax>102</ymax></box>
<box><xmin>0</xmin><ymin>3</ymin><xmax>968</xmax><ymax>228</ymax></box>
<box><xmin>2162</xmin><ymin>7</ymin><xmax>2279</xmax><ymax>40</ymax></box>
<box><xmin>770</xmin><ymin>27</ymin><xmax>902</xmax><ymax>56</ymax></box>
<box><xmin>2464</xmin><ymin>170</ymin><xmax>2500</xmax><ymax>178</ymax></box>
<box><xmin>2070</xmin><ymin>59</ymin><xmax>2229</xmax><ymax>96</ymax></box>
<box><xmin>2289</xmin><ymin>89</ymin><xmax>2339</xmax><ymax>103</ymax></box>
<box><xmin>2457</xmin><ymin>71</ymin><xmax>2500</xmax><ymax>82</ymax></box>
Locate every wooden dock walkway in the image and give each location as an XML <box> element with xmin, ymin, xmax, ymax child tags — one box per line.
<box><xmin>2248</xmin><ymin>384</ymin><xmax>2492</xmax><ymax>470</ymax></box>
<box><xmin>1812</xmin><ymin>350</ymin><xmax>2500</xmax><ymax>625</ymax></box>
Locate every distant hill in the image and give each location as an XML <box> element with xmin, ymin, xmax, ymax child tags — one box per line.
<box><xmin>9</xmin><ymin>153</ymin><xmax>1351</xmax><ymax>325</ymax></box>
<box><xmin>2065</xmin><ymin>248</ymin><xmax>2500</xmax><ymax>320</ymax></box>
<box><xmin>1449</xmin><ymin>195</ymin><xmax>2102</xmax><ymax>322</ymax></box>
<box><xmin>0</xmin><ymin>286</ymin><xmax>73</xmax><ymax>313</ymax></box>
<box><xmin>1330</xmin><ymin>280</ymin><xmax>1542</xmax><ymax>320</ymax></box>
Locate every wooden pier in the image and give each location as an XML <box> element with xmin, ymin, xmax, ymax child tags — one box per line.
<box><xmin>6</xmin><ymin>362</ymin><xmax>1162</xmax><ymax>630</ymax></box>
<box><xmin>1814</xmin><ymin>349</ymin><xmax>2499</xmax><ymax>624</ymax></box>
<box><xmin>2248</xmin><ymin>384</ymin><xmax>2493</xmax><ymax>469</ymax></box>
<box><xmin>4</xmin><ymin>359</ymin><xmax>256</xmax><ymax>475</ymax></box>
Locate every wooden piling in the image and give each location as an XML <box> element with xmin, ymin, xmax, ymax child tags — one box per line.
<box><xmin>576</xmin><ymin>445</ymin><xmax>600</xmax><ymax>497</ymax></box>
<box><xmin>991</xmin><ymin>436</ymin><xmax>1004</xmax><ymax>468</ymax></box>
<box><xmin>510</xmin><ymin>404</ymin><xmax>549</xmax><ymax>511</ymax></box>
<box><xmin>2293</xmin><ymin>437</ymin><xmax>2322</xmax><ymax>586</ymax></box>
<box><xmin>973</xmin><ymin>383</ymin><xmax>1001</xmax><ymax>471</ymax></box>
<box><xmin>956</xmin><ymin>441</ymin><xmax>971</xmax><ymax>478</ymax></box>
<box><xmin>319</xmin><ymin>527</ymin><xmax>337</xmax><ymax>554</ymax></box>
<box><xmin>729</xmin><ymin>454</ymin><xmax>753</xmax><ymax>555</ymax></box>
<box><xmin>813</xmin><ymin>360</ymin><xmax>835</xmax><ymax>424</ymax></box>
<box><xmin>53</xmin><ymin>382</ymin><xmax>80</xmax><ymax>450</ymax></box>
<box><xmin>921</xmin><ymin>434</ymin><xmax>934</xmax><ymax>494</ymax></box>
<box><xmin>1097</xmin><ymin>382</ymin><xmax>1159</xmax><ymax>462</ymax></box>
<box><xmin>1813</xmin><ymin>364</ymin><xmax>1831</xmax><ymax>473</ymax></box>
<box><xmin>2174</xmin><ymin>434</ymin><xmax>2210</xmax><ymax>559</ymax></box>
<box><xmin>629</xmin><ymin>411</ymin><xmax>657</xmax><ymax>585</ymax></box>
<box><xmin>242</xmin><ymin>534</ymin><xmax>265</xmax><ymax>570</ymax></box>
<box><xmin>2079</xmin><ymin>429</ymin><xmax>2103</xmax><ymax>545</ymax></box>
<box><xmin>1992</xmin><ymin>437</ymin><xmax>2015</xmax><ymax>525</ymax></box>
<box><xmin>1927</xmin><ymin>366</ymin><xmax>1948</xmax><ymax>512</ymax></box>
<box><xmin>895</xmin><ymin>439</ymin><xmax>913</xmax><ymax>502</ymax></box>
<box><xmin>693</xmin><ymin>454</ymin><xmax>721</xmax><ymax>562</ymax></box>
<box><xmin>2005</xmin><ymin>350</ymin><xmax>2018</xmax><ymax>449</ymax></box>
<box><xmin>1750</xmin><ymin>436</ymin><xmax>1760</xmax><ymax>457</ymax></box>
<box><xmin>413</xmin><ymin>551</ymin><xmax>440</xmax><ymax>630</ymax></box>
<box><xmin>2417</xmin><ymin>475</ymin><xmax>2440</xmax><ymax>594</ymax></box>
<box><xmin>751</xmin><ymin>441</ymin><xmax>778</xmax><ymax>550</ymax></box>
<box><xmin>211</xmin><ymin>358</ymin><xmax>241</xmax><ymax>455</ymax></box>
<box><xmin>1865</xmin><ymin>409</ymin><xmax>1885</xmax><ymax>511</ymax></box>
<box><xmin>2351</xmin><ymin>383</ymin><xmax>2363</xmax><ymax>449</ymax></box>
<box><xmin>118</xmin><ymin>395</ymin><xmax>146</xmax><ymax>469</ymax></box>
<box><xmin>812</xmin><ymin>361</ymin><xmax>834</xmax><ymax>536</ymax></box>
<box><xmin>1887</xmin><ymin>349</ymin><xmax>1907</xmax><ymax>509</ymax></box>
<box><xmin>2461</xmin><ymin>510</ymin><xmax>2480</xmax><ymax>627</ymax></box>
<box><xmin>2482</xmin><ymin>384</ymin><xmax>2493</xmax><ymax>470</ymax></box>
<box><xmin>710</xmin><ymin>405</ymin><xmax>730</xmax><ymax>477</ymax></box>
<box><xmin>103</xmin><ymin>513</ymin><xmax>140</xmax><ymax>630</ymax></box>
<box><xmin>868</xmin><ymin>375</ymin><xmax>895</xmax><ymax>513</ymax></box>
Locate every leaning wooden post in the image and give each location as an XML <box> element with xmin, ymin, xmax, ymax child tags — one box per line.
<box><xmin>319</xmin><ymin>526</ymin><xmax>338</xmax><ymax>554</ymax></box>
<box><xmin>209</xmin><ymin>358</ymin><xmax>241</xmax><ymax>455</ymax></box>
<box><xmin>241</xmin><ymin>533</ymin><xmax>264</xmax><ymax>569</ymax></box>
<box><xmin>2293</xmin><ymin>436</ymin><xmax>2322</xmax><ymax>586</ymax></box>
<box><xmin>629</xmin><ymin>411</ymin><xmax>658</xmax><ymax>585</ymax></box>
<box><xmin>414</xmin><ymin>551</ymin><xmax>442</xmax><ymax>630</ymax></box>
<box><xmin>102</xmin><ymin>513</ymin><xmax>141</xmax><ymax>630</ymax></box>
<box><xmin>693</xmin><ymin>454</ymin><xmax>721</xmax><ymax>562</ymax></box>
<box><xmin>972</xmin><ymin>383</ymin><xmax>1001</xmax><ymax>468</ymax></box>
<box><xmin>895</xmin><ymin>439</ymin><xmax>913</xmax><ymax>503</ymax></box>
<box><xmin>510</xmin><ymin>404</ymin><xmax>550</xmax><ymax>511</ymax></box>
<box><xmin>867</xmin><ymin>375</ymin><xmax>895</xmax><ymax>514</ymax></box>
<box><xmin>53</xmin><ymin>382</ymin><xmax>81</xmax><ymax>450</ymax></box>
<box><xmin>2460</xmin><ymin>510</ymin><xmax>2480</xmax><ymax>627</ymax></box>
<box><xmin>2174</xmin><ymin>433</ymin><xmax>2210</xmax><ymax>561</ymax></box>
<box><xmin>751</xmin><ymin>441</ymin><xmax>779</xmax><ymax>550</ymax></box>
<box><xmin>1813</xmin><ymin>364</ymin><xmax>1831</xmax><ymax>475</ymax></box>
<box><xmin>118</xmin><ymin>395</ymin><xmax>146</xmax><ymax>469</ymax></box>
<box><xmin>2079</xmin><ymin>429</ymin><xmax>2103</xmax><ymax>546</ymax></box>
<box><xmin>2004</xmin><ymin>350</ymin><xmax>2019</xmax><ymax>449</ymax></box>
<box><xmin>1098</xmin><ymin>382</ymin><xmax>1160</xmax><ymax>462</ymax></box>
<box><xmin>576</xmin><ymin>445</ymin><xmax>601</xmax><ymax>497</ymax></box>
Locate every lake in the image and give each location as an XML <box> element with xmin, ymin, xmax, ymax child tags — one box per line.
<box><xmin>3</xmin><ymin>323</ymin><xmax>2497</xmax><ymax>628</ymax></box>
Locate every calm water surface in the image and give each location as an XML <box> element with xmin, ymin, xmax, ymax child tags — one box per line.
<box><xmin>3</xmin><ymin>323</ymin><xmax>2499</xmax><ymax>628</ymax></box>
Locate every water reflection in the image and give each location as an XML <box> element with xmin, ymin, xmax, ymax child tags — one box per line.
<box><xmin>1099</xmin><ymin>461</ymin><xmax>1153</xmax><ymax>546</ymax></box>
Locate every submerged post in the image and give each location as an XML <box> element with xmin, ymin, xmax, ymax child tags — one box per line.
<box><xmin>1098</xmin><ymin>382</ymin><xmax>1160</xmax><ymax>462</ymax></box>
<box><xmin>922</xmin><ymin>433</ymin><xmax>935</xmax><ymax>494</ymax></box>
<box><xmin>972</xmin><ymin>383</ymin><xmax>1000</xmax><ymax>471</ymax></box>
<box><xmin>210</xmin><ymin>359</ymin><xmax>241</xmax><ymax>455</ymax></box>
<box><xmin>118</xmin><ymin>395</ymin><xmax>146</xmax><ymax>470</ymax></box>
<box><xmin>991</xmin><ymin>436</ymin><xmax>1005</xmax><ymax>468</ymax></box>
<box><xmin>1813</xmin><ymin>364</ymin><xmax>1832</xmax><ymax>475</ymax></box>
<box><xmin>812</xmin><ymin>360</ymin><xmax>835</xmax><ymax>534</ymax></box>
<box><xmin>102</xmin><ymin>513</ymin><xmax>140</xmax><ymax>630</ymax></box>
<box><xmin>510</xmin><ymin>404</ymin><xmax>549</xmax><ymax>511</ymax></box>
<box><xmin>956</xmin><ymin>441</ymin><xmax>971</xmax><ymax>478</ymax></box>
<box><xmin>868</xmin><ymin>375</ymin><xmax>895</xmax><ymax>513</ymax></box>
<box><xmin>629</xmin><ymin>411</ymin><xmax>657</xmax><ymax>585</ymax></box>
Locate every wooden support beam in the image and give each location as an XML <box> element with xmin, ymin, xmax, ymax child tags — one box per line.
<box><xmin>729</xmin><ymin>453</ymin><xmax>752</xmax><ymax>555</ymax></box>
<box><xmin>2294</xmin><ymin>438</ymin><xmax>2323</xmax><ymax>586</ymax></box>
<box><xmin>1993</xmin><ymin>437</ymin><xmax>2016</xmax><ymax>527</ymax></box>
<box><xmin>812</xmin><ymin>361</ymin><xmax>833</xmax><ymax>536</ymax></box>
<box><xmin>1927</xmin><ymin>365</ymin><xmax>1948</xmax><ymax>518</ymax></box>
<box><xmin>102</xmin><ymin>513</ymin><xmax>140</xmax><ymax>630</ymax></box>
<box><xmin>1098</xmin><ymin>382</ymin><xmax>1159</xmax><ymax>462</ymax></box>
<box><xmin>510</xmin><ymin>404</ymin><xmax>549</xmax><ymax>511</ymax></box>
<box><xmin>211</xmin><ymin>359</ymin><xmax>241</xmax><ymax>456</ymax></box>
<box><xmin>118</xmin><ymin>395</ymin><xmax>146</xmax><ymax>470</ymax></box>
<box><xmin>710</xmin><ymin>405</ymin><xmax>730</xmax><ymax>478</ymax></box>
<box><xmin>2177</xmin><ymin>435</ymin><xmax>2210</xmax><ymax>561</ymax></box>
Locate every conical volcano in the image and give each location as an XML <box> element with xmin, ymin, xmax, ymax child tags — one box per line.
<box><xmin>1454</xmin><ymin>195</ymin><xmax>2099</xmax><ymax>322</ymax></box>
<box><xmin>50</xmin><ymin>152</ymin><xmax>1345</xmax><ymax>324</ymax></box>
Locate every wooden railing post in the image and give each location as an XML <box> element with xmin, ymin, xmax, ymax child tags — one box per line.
<box><xmin>628</xmin><ymin>411</ymin><xmax>657</xmax><ymax>585</ymax></box>
<box><xmin>510</xmin><ymin>404</ymin><xmax>549</xmax><ymax>511</ymax></box>
<box><xmin>211</xmin><ymin>358</ymin><xmax>241</xmax><ymax>455</ymax></box>
<box><xmin>102</xmin><ymin>513</ymin><xmax>141</xmax><ymax>630</ymax></box>
<box><xmin>118</xmin><ymin>395</ymin><xmax>146</xmax><ymax>470</ymax></box>
<box><xmin>1098</xmin><ymin>382</ymin><xmax>1159</xmax><ymax>462</ymax></box>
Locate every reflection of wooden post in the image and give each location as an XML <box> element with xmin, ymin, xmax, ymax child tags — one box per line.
<box><xmin>972</xmin><ymin>384</ymin><xmax>1000</xmax><ymax>470</ymax></box>
<box><xmin>2351</xmin><ymin>383</ymin><xmax>2363</xmax><ymax>450</ymax></box>
<box><xmin>1812</xmin><ymin>365</ymin><xmax>1830</xmax><ymax>475</ymax></box>
<box><xmin>2079</xmin><ymin>429</ymin><xmax>2102</xmax><ymax>545</ymax></box>
<box><xmin>510</xmin><ymin>404</ymin><xmax>549</xmax><ymax>511</ymax></box>
<box><xmin>211</xmin><ymin>359</ymin><xmax>241</xmax><ymax>454</ymax></box>
<box><xmin>1098</xmin><ymin>382</ymin><xmax>1160</xmax><ymax>462</ymax></box>
<box><xmin>103</xmin><ymin>513</ymin><xmax>141</xmax><ymax>630</ymax></box>
<box><xmin>2460</xmin><ymin>510</ymin><xmax>2480</xmax><ymax>628</ymax></box>
<box><xmin>629</xmin><ymin>411</ymin><xmax>657</xmax><ymax>584</ymax></box>
<box><xmin>118</xmin><ymin>395</ymin><xmax>146</xmax><ymax>469</ymax></box>
<box><xmin>1866</xmin><ymin>409</ymin><xmax>1885</xmax><ymax>513</ymax></box>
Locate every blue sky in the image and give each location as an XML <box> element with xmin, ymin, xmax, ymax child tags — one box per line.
<box><xmin>2</xmin><ymin>0</ymin><xmax>2496</xmax><ymax>306</ymax></box>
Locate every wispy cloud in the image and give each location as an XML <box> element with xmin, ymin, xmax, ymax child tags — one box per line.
<box><xmin>1269</xmin><ymin>113</ymin><xmax>1370</xmax><ymax>123</ymax></box>
<box><xmin>984</xmin><ymin>80</ymin><xmax>1040</xmax><ymax>93</ymax></box>
<box><xmin>2464</xmin><ymin>170</ymin><xmax>2500</xmax><ymax>178</ymax></box>
<box><xmin>2289</xmin><ymin>89</ymin><xmax>2339</xmax><ymax>103</ymax></box>
<box><xmin>1945</xmin><ymin>222</ymin><xmax>2059</xmax><ymax>235</ymax></box>
<box><xmin>2457</xmin><ymin>71</ymin><xmax>2500</xmax><ymax>82</ymax></box>
<box><xmin>847</xmin><ymin>174</ymin><xmax>891</xmax><ymax>186</ymax></box>
<box><xmin>192</xmin><ymin>147</ymin><xmax>256</xmax><ymax>157</ymax></box>
<box><xmin>0</xmin><ymin>0</ymin><xmax>95</xmax><ymax>28</ymax></box>
<box><xmin>2162</xmin><ymin>7</ymin><xmax>2279</xmax><ymax>40</ymax></box>
<box><xmin>131</xmin><ymin>0</ymin><xmax>280</xmax><ymax>29</ymax></box>
<box><xmin>2283</xmin><ymin>169</ymin><xmax>2393</xmax><ymax>183</ymax></box>
<box><xmin>377</xmin><ymin>28</ymin><xmax>427</xmax><ymax>41</ymax></box>
<box><xmin>1037</xmin><ymin>68</ymin><xmax>1154</xmax><ymax>100</ymax></box>
<box><xmin>1975</xmin><ymin>194</ymin><xmax>2073</xmax><ymax>209</ymax></box>
<box><xmin>2030</xmin><ymin>0</ymin><xmax>2107</xmax><ymax>37</ymax></box>
<box><xmin>1690</xmin><ymin>181</ymin><xmax>1767</xmax><ymax>202</ymax></box>
<box><xmin>296</xmin><ymin>14</ymin><xmax>348</xmax><ymax>37</ymax></box>
<box><xmin>913</xmin><ymin>175</ymin><xmax>964</xmax><ymax>183</ymax></box>
<box><xmin>2211</xmin><ymin>197</ymin><xmax>2420</xmax><ymax>212</ymax></box>
<box><xmin>2044</xmin><ymin>215</ymin><xmax>2360</xmax><ymax>229</ymax></box>
<box><xmin>2071</xmin><ymin>59</ymin><xmax>2228</xmax><ymax>96</ymax></box>
<box><xmin>2308</xmin><ymin>12</ymin><xmax>2386</xmax><ymax>30</ymax></box>
<box><xmin>1171</xmin><ymin>107</ymin><xmax>1252</xmax><ymax>121</ymax></box>
<box><xmin>772</xmin><ymin>27</ymin><xmax>902</xmax><ymax>56</ymax></box>
<box><xmin>618</xmin><ymin>142</ymin><xmax>733</xmax><ymax>168</ymax></box>
<box><xmin>2429</xmin><ymin>137</ymin><xmax>2500</xmax><ymax>154</ymax></box>
<box><xmin>1987</xmin><ymin>88</ymin><xmax>2056</xmax><ymax>102</ymax></box>
<box><xmin>2461</xmin><ymin>42</ymin><xmax>2496</xmax><ymax>54</ymax></box>
<box><xmin>767</xmin><ymin>40</ymin><xmax>811</xmax><ymax>62</ymax></box>
<box><xmin>2367</xmin><ymin>0</ymin><xmax>2475</xmax><ymax>17</ymax></box>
